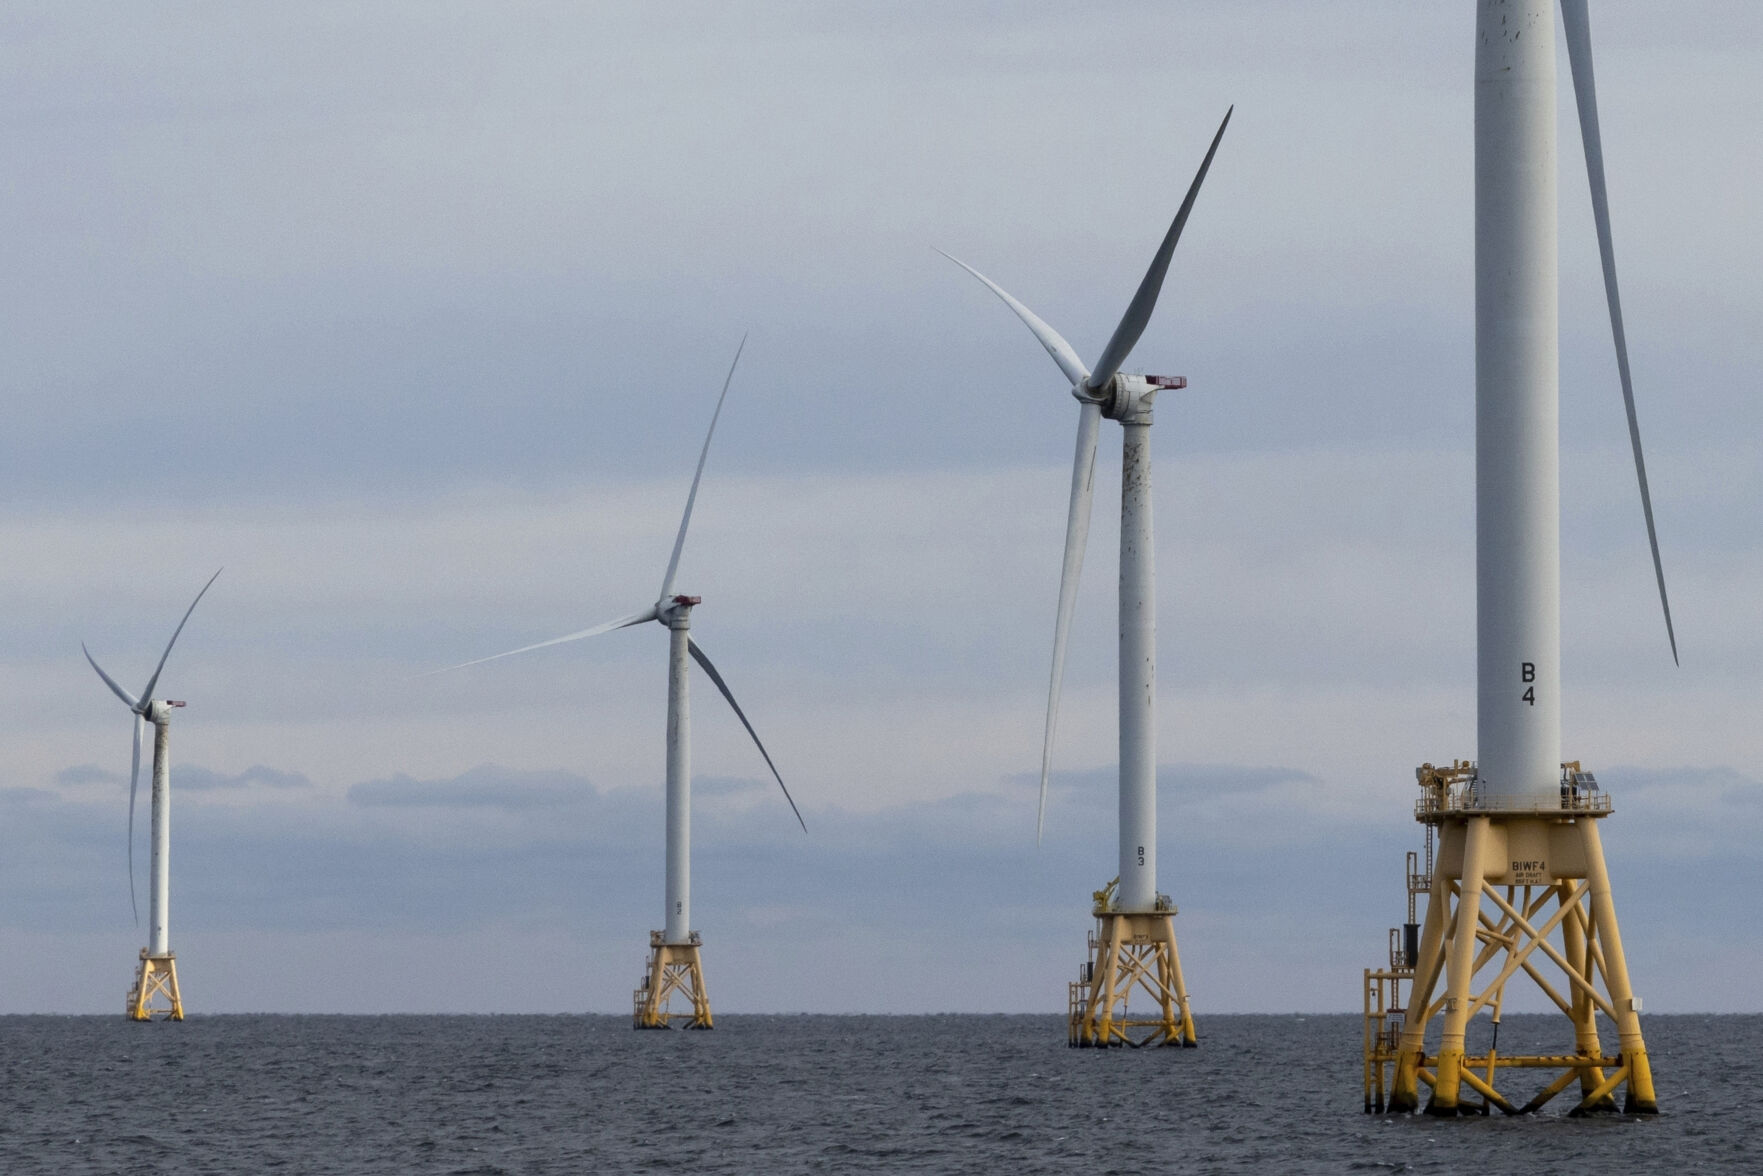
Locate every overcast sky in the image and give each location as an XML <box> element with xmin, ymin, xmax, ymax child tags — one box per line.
<box><xmin>2</xmin><ymin>2</ymin><xmax>1758</xmax><ymax>1015</ymax></box>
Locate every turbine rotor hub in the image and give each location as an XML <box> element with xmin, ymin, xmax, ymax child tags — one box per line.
<box><xmin>1070</xmin><ymin>380</ymin><xmax>1108</xmax><ymax>408</ymax></box>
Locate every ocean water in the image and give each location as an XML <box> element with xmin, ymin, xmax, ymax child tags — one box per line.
<box><xmin>1</xmin><ymin>1013</ymin><xmax>1755</xmax><ymax>1174</ymax></box>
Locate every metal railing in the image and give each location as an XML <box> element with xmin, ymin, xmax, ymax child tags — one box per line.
<box><xmin>1416</xmin><ymin>789</ymin><xmax>1613</xmax><ymax>818</ymax></box>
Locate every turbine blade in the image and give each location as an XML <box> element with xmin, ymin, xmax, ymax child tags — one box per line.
<box><xmin>938</xmin><ymin>250</ymin><xmax>1092</xmax><ymax>386</ymax></box>
<box><xmin>1561</xmin><ymin>0</ymin><xmax>1677</xmax><ymax>663</ymax></box>
<box><xmin>139</xmin><ymin>568</ymin><xmax>223</xmax><ymax>702</ymax></box>
<box><xmin>660</xmin><ymin>335</ymin><xmax>746</xmax><ymax>602</ymax></box>
<box><xmin>83</xmin><ymin>644</ymin><xmax>140</xmax><ymax>711</ymax></box>
<box><xmin>429</xmin><ymin>606</ymin><xmax>659</xmax><ymax>675</ymax></box>
<box><xmin>687</xmin><ymin>636</ymin><xmax>806</xmax><ymax>833</ymax></box>
<box><xmin>1039</xmin><ymin>400</ymin><xmax>1101</xmax><ymax>843</ymax></box>
<box><xmin>1086</xmin><ymin>107</ymin><xmax>1233</xmax><ymax>391</ymax></box>
<box><xmin>129</xmin><ymin>714</ymin><xmax>143</xmax><ymax>926</ymax></box>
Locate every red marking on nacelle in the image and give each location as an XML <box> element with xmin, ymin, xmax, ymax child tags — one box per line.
<box><xmin>1147</xmin><ymin>375</ymin><xmax>1188</xmax><ymax>390</ymax></box>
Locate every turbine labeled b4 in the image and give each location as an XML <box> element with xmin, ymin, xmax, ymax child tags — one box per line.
<box><xmin>1367</xmin><ymin>0</ymin><xmax>1673</xmax><ymax>1118</ymax></box>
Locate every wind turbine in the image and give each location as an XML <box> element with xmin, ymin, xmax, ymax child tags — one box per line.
<box><xmin>943</xmin><ymin>109</ymin><xmax>1231</xmax><ymax>1047</ymax></box>
<box><xmin>442</xmin><ymin>337</ymin><xmax>803</xmax><ymax>1030</ymax></box>
<box><xmin>1376</xmin><ymin>0</ymin><xmax>1673</xmax><ymax>1116</ymax></box>
<box><xmin>82</xmin><ymin>568</ymin><xmax>222</xmax><ymax>1022</ymax></box>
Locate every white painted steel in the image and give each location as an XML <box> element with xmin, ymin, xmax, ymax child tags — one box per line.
<box><xmin>1475</xmin><ymin>0</ymin><xmax>1561</xmax><ymax>801</ymax></box>
<box><xmin>664</xmin><ymin>609</ymin><xmax>693</xmax><ymax>944</ymax></box>
<box><xmin>83</xmin><ymin>644</ymin><xmax>140</xmax><ymax>710</ymax></box>
<box><xmin>433</xmin><ymin>606</ymin><xmax>658</xmax><ymax>675</ymax></box>
<box><xmin>79</xmin><ymin>571</ymin><xmax>219</xmax><ymax>927</ymax></box>
<box><xmin>1116</xmin><ymin>405</ymin><xmax>1158</xmax><ymax>910</ymax></box>
<box><xmin>1560</xmin><ymin>0</ymin><xmax>1677</xmax><ymax>664</ymax></box>
<box><xmin>660</xmin><ymin>338</ymin><xmax>746</xmax><ymax>603</ymax></box>
<box><xmin>139</xmin><ymin>569</ymin><xmax>221</xmax><ymax>703</ymax></box>
<box><xmin>942</xmin><ymin>111</ymin><xmax>1229</xmax><ymax>900</ymax></box>
<box><xmin>1084</xmin><ymin>108</ymin><xmax>1232</xmax><ymax>393</ymax></box>
<box><xmin>129</xmin><ymin>714</ymin><xmax>144</xmax><ymax>922</ymax></box>
<box><xmin>934</xmin><ymin>252</ymin><xmax>1091</xmax><ymax>386</ymax></box>
<box><xmin>687</xmin><ymin>637</ymin><xmax>806</xmax><ymax>831</ymax></box>
<box><xmin>435</xmin><ymin>339</ymin><xmax>802</xmax><ymax>958</ymax></box>
<box><xmin>1039</xmin><ymin>397</ymin><xmax>1101</xmax><ymax>842</ymax></box>
<box><xmin>148</xmin><ymin>703</ymin><xmax>172</xmax><ymax>956</ymax></box>
<box><xmin>926</xmin><ymin>257</ymin><xmax>1101</xmax><ymax>843</ymax></box>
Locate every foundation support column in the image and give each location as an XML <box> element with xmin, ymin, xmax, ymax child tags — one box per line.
<box><xmin>1427</xmin><ymin>816</ymin><xmax>1493</xmax><ymax>1116</ymax></box>
<box><xmin>1559</xmin><ymin>880</ymin><xmax>1614</xmax><ymax>1108</ymax></box>
<box><xmin>1580</xmin><ymin>819</ymin><xmax>1656</xmax><ymax>1113</ymax></box>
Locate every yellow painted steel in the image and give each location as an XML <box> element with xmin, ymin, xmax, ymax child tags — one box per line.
<box><xmin>1366</xmin><ymin>761</ymin><xmax>1658</xmax><ymax>1116</ymax></box>
<box><xmin>126</xmin><ymin>950</ymin><xmax>183</xmax><ymax>1021</ymax></box>
<box><xmin>1066</xmin><ymin>879</ymin><xmax>1195</xmax><ymax>1048</ymax></box>
<box><xmin>1581</xmin><ymin>818</ymin><xmax>1657</xmax><ymax>1112</ymax></box>
<box><xmin>633</xmin><ymin>930</ymin><xmax>713</xmax><ymax>1030</ymax></box>
<box><xmin>1363</xmin><ymin>933</ymin><xmax>1411</xmax><ymax>1112</ymax></box>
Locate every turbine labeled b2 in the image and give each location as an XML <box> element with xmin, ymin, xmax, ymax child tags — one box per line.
<box><xmin>82</xmin><ymin>567</ymin><xmax>222</xmax><ymax>1022</ymax></box>
<box><xmin>944</xmin><ymin>108</ymin><xmax>1231</xmax><ymax>1048</ymax></box>
<box><xmin>439</xmin><ymin>336</ymin><xmax>803</xmax><ymax>1030</ymax></box>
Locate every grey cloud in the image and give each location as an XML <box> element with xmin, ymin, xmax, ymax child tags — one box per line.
<box><xmin>51</xmin><ymin>763</ymin><xmax>311</xmax><ymax>792</ymax></box>
<box><xmin>178</xmin><ymin>765</ymin><xmax>313</xmax><ymax>791</ymax></box>
<box><xmin>54</xmin><ymin>764</ymin><xmax>123</xmax><ymax>787</ymax></box>
<box><xmin>0</xmin><ymin>757</ymin><xmax>1754</xmax><ymax>1011</ymax></box>
<box><xmin>695</xmin><ymin>774</ymin><xmax>767</xmax><ymax>797</ymax></box>
<box><xmin>1044</xmin><ymin>763</ymin><xmax>1318</xmax><ymax>797</ymax></box>
<box><xmin>0</xmin><ymin>787</ymin><xmax>61</xmax><ymax>808</ymax></box>
<box><xmin>348</xmin><ymin>765</ymin><xmax>594</xmax><ymax>810</ymax></box>
<box><xmin>1610</xmin><ymin>765</ymin><xmax>1759</xmax><ymax>798</ymax></box>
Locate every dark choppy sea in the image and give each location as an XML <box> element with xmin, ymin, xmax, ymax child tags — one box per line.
<box><xmin>1</xmin><ymin>1013</ymin><xmax>1756</xmax><ymax>1173</ymax></box>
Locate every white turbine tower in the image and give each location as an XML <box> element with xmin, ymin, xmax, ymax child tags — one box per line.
<box><xmin>443</xmin><ymin>337</ymin><xmax>803</xmax><ymax>1029</ymax></box>
<box><xmin>944</xmin><ymin>110</ymin><xmax>1230</xmax><ymax>1047</ymax></box>
<box><xmin>1375</xmin><ymin>0</ymin><xmax>1673</xmax><ymax>1117</ymax></box>
<box><xmin>82</xmin><ymin>568</ymin><xmax>222</xmax><ymax>1022</ymax></box>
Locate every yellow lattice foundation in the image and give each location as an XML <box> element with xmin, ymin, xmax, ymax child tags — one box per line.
<box><xmin>632</xmin><ymin>931</ymin><xmax>713</xmax><ymax>1030</ymax></box>
<box><xmin>1067</xmin><ymin>880</ymin><xmax>1196</xmax><ymax>1048</ymax></box>
<box><xmin>126</xmin><ymin>950</ymin><xmax>184</xmax><ymax>1022</ymax></box>
<box><xmin>1372</xmin><ymin>763</ymin><xmax>1656</xmax><ymax>1116</ymax></box>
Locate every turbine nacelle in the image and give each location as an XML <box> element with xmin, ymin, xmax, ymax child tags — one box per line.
<box><xmin>145</xmin><ymin>700</ymin><xmax>185</xmax><ymax>722</ymax></box>
<box><xmin>1078</xmin><ymin>373</ymin><xmax>1189</xmax><ymax>423</ymax></box>
<box><xmin>657</xmin><ymin>594</ymin><xmax>702</xmax><ymax>626</ymax></box>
